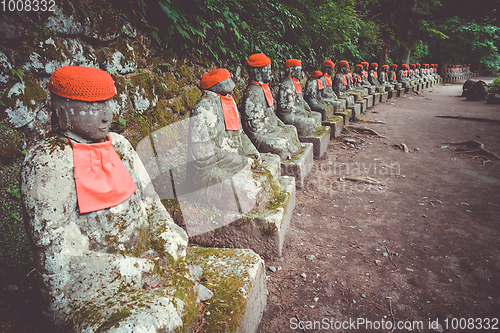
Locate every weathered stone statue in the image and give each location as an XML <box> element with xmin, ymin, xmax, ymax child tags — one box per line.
<box><xmin>360</xmin><ymin>61</ymin><xmax>375</xmax><ymax>94</ymax></box>
<box><xmin>398</xmin><ymin>64</ymin><xmax>412</xmax><ymax>88</ymax></box>
<box><xmin>368</xmin><ymin>62</ymin><xmax>384</xmax><ymax>92</ymax></box>
<box><xmin>378</xmin><ymin>64</ymin><xmax>394</xmax><ymax>91</ymax></box>
<box><xmin>333</xmin><ymin>60</ymin><xmax>356</xmax><ymax>105</ymax></box>
<box><xmin>319</xmin><ymin>60</ymin><xmax>345</xmax><ymax>112</ymax></box>
<box><xmin>352</xmin><ymin>64</ymin><xmax>370</xmax><ymax>97</ymax></box>
<box><xmin>240</xmin><ymin>53</ymin><xmax>301</xmax><ymax>160</ymax></box>
<box><xmin>21</xmin><ymin>66</ymin><xmax>195</xmax><ymax>331</ymax></box>
<box><xmin>277</xmin><ymin>59</ymin><xmax>322</xmax><ymax>137</ymax></box>
<box><xmin>304</xmin><ymin>70</ymin><xmax>332</xmax><ymax>121</ymax></box>
<box><xmin>388</xmin><ymin>64</ymin><xmax>403</xmax><ymax>90</ymax></box>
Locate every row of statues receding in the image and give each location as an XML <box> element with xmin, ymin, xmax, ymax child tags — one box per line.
<box><xmin>20</xmin><ymin>55</ymin><xmax>445</xmax><ymax>332</ymax></box>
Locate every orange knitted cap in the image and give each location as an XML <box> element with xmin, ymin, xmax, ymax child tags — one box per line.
<box><xmin>391</xmin><ymin>64</ymin><xmax>398</xmax><ymax>67</ymax></box>
<box><xmin>322</xmin><ymin>60</ymin><xmax>335</xmax><ymax>67</ymax></box>
<box><xmin>49</xmin><ymin>66</ymin><xmax>115</xmax><ymax>102</ymax></box>
<box><xmin>361</xmin><ymin>62</ymin><xmax>369</xmax><ymax>66</ymax></box>
<box><xmin>200</xmin><ymin>69</ymin><xmax>231</xmax><ymax>89</ymax></box>
<box><xmin>285</xmin><ymin>59</ymin><xmax>302</xmax><ymax>68</ymax></box>
<box><xmin>382</xmin><ymin>65</ymin><xmax>389</xmax><ymax>68</ymax></box>
<box><xmin>355</xmin><ymin>64</ymin><xmax>363</xmax><ymax>68</ymax></box>
<box><xmin>310</xmin><ymin>71</ymin><xmax>323</xmax><ymax>78</ymax></box>
<box><xmin>339</xmin><ymin>60</ymin><xmax>349</xmax><ymax>66</ymax></box>
<box><xmin>371</xmin><ymin>62</ymin><xmax>378</xmax><ymax>67</ymax></box>
<box><xmin>246</xmin><ymin>53</ymin><xmax>271</xmax><ymax>67</ymax></box>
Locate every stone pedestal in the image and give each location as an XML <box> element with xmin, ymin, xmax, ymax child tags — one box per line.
<box><xmin>365</xmin><ymin>94</ymin><xmax>373</xmax><ymax>108</ymax></box>
<box><xmin>281</xmin><ymin>143</ymin><xmax>314</xmax><ymax>189</ymax></box>
<box><xmin>358</xmin><ymin>99</ymin><xmax>366</xmax><ymax>113</ymax></box>
<box><xmin>323</xmin><ymin>116</ymin><xmax>344</xmax><ymax>138</ymax></box>
<box><xmin>347</xmin><ymin>103</ymin><xmax>361</xmax><ymax>121</ymax></box>
<box><xmin>380</xmin><ymin>92</ymin><xmax>388</xmax><ymax>102</ymax></box>
<box><xmin>187</xmin><ymin>247</ymin><xmax>267</xmax><ymax>333</ymax></box>
<box><xmin>190</xmin><ymin>176</ymin><xmax>296</xmax><ymax>259</ymax></box>
<box><xmin>388</xmin><ymin>90</ymin><xmax>397</xmax><ymax>99</ymax></box>
<box><xmin>397</xmin><ymin>89</ymin><xmax>404</xmax><ymax>97</ymax></box>
<box><xmin>334</xmin><ymin>109</ymin><xmax>351</xmax><ymax>125</ymax></box>
<box><xmin>301</xmin><ymin>126</ymin><xmax>330</xmax><ymax>159</ymax></box>
<box><xmin>372</xmin><ymin>93</ymin><xmax>380</xmax><ymax>106</ymax></box>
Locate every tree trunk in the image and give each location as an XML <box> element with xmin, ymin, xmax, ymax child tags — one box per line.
<box><xmin>400</xmin><ymin>0</ymin><xmax>418</xmax><ymax>65</ymax></box>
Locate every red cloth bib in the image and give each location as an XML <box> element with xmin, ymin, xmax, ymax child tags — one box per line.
<box><xmin>385</xmin><ymin>72</ymin><xmax>388</xmax><ymax>81</ymax></box>
<box><xmin>252</xmin><ymin>80</ymin><xmax>274</xmax><ymax>107</ymax></box>
<box><xmin>324</xmin><ymin>74</ymin><xmax>332</xmax><ymax>86</ymax></box>
<box><xmin>315</xmin><ymin>78</ymin><xmax>324</xmax><ymax>90</ymax></box>
<box><xmin>342</xmin><ymin>74</ymin><xmax>347</xmax><ymax>86</ymax></box>
<box><xmin>218</xmin><ymin>93</ymin><xmax>240</xmax><ymax>131</ymax></box>
<box><xmin>372</xmin><ymin>70</ymin><xmax>378</xmax><ymax>79</ymax></box>
<box><xmin>288</xmin><ymin>76</ymin><xmax>302</xmax><ymax>94</ymax></box>
<box><xmin>392</xmin><ymin>72</ymin><xmax>396</xmax><ymax>80</ymax></box>
<box><xmin>70</xmin><ymin>136</ymin><xmax>137</xmax><ymax>214</ymax></box>
<box><xmin>363</xmin><ymin>70</ymin><xmax>368</xmax><ymax>79</ymax></box>
<box><xmin>347</xmin><ymin>73</ymin><xmax>354</xmax><ymax>82</ymax></box>
<box><xmin>356</xmin><ymin>73</ymin><xmax>362</xmax><ymax>83</ymax></box>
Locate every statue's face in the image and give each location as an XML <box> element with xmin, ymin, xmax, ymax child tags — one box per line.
<box><xmin>354</xmin><ymin>67</ymin><xmax>362</xmax><ymax>73</ymax></box>
<box><xmin>340</xmin><ymin>65</ymin><xmax>348</xmax><ymax>74</ymax></box>
<box><xmin>322</xmin><ymin>67</ymin><xmax>334</xmax><ymax>75</ymax></box>
<box><xmin>52</xmin><ymin>94</ymin><xmax>114</xmax><ymax>141</ymax></box>
<box><xmin>209</xmin><ymin>78</ymin><xmax>235</xmax><ymax>95</ymax></box>
<box><xmin>248</xmin><ymin>64</ymin><xmax>271</xmax><ymax>83</ymax></box>
<box><xmin>287</xmin><ymin>66</ymin><xmax>302</xmax><ymax>79</ymax></box>
<box><xmin>260</xmin><ymin>64</ymin><xmax>272</xmax><ymax>82</ymax></box>
<box><xmin>363</xmin><ymin>65</ymin><xmax>368</xmax><ymax>71</ymax></box>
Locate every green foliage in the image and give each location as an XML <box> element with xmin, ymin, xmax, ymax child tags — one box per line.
<box><xmin>486</xmin><ymin>75</ymin><xmax>500</xmax><ymax>103</ymax></box>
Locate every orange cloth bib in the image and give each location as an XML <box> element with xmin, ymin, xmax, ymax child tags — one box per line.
<box><xmin>288</xmin><ymin>76</ymin><xmax>302</xmax><ymax>94</ymax></box>
<box><xmin>315</xmin><ymin>78</ymin><xmax>324</xmax><ymax>90</ymax></box>
<box><xmin>218</xmin><ymin>93</ymin><xmax>241</xmax><ymax>131</ymax></box>
<box><xmin>70</xmin><ymin>136</ymin><xmax>137</xmax><ymax>214</ymax></box>
<box><xmin>324</xmin><ymin>74</ymin><xmax>332</xmax><ymax>86</ymax></box>
<box><xmin>252</xmin><ymin>80</ymin><xmax>274</xmax><ymax>107</ymax></box>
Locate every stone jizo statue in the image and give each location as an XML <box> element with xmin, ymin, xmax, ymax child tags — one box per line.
<box><xmin>319</xmin><ymin>60</ymin><xmax>344</xmax><ymax>112</ymax></box>
<box><xmin>388</xmin><ymin>64</ymin><xmax>403</xmax><ymax>90</ymax></box>
<box><xmin>21</xmin><ymin>66</ymin><xmax>196</xmax><ymax>331</ymax></box>
<box><xmin>240</xmin><ymin>53</ymin><xmax>301</xmax><ymax>160</ymax></box>
<box><xmin>368</xmin><ymin>62</ymin><xmax>383</xmax><ymax>92</ymax></box>
<box><xmin>304</xmin><ymin>70</ymin><xmax>331</xmax><ymax>121</ymax></box>
<box><xmin>277</xmin><ymin>59</ymin><xmax>322</xmax><ymax>137</ymax></box>
<box><xmin>378</xmin><ymin>64</ymin><xmax>394</xmax><ymax>91</ymax></box>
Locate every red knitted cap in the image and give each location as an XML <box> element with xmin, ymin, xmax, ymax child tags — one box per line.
<box><xmin>246</xmin><ymin>53</ymin><xmax>271</xmax><ymax>67</ymax></box>
<box><xmin>382</xmin><ymin>65</ymin><xmax>389</xmax><ymax>69</ymax></box>
<box><xmin>391</xmin><ymin>64</ymin><xmax>398</xmax><ymax>67</ymax></box>
<box><xmin>361</xmin><ymin>62</ymin><xmax>369</xmax><ymax>66</ymax></box>
<box><xmin>371</xmin><ymin>62</ymin><xmax>378</xmax><ymax>67</ymax></box>
<box><xmin>310</xmin><ymin>71</ymin><xmax>323</xmax><ymax>78</ymax></box>
<box><xmin>339</xmin><ymin>60</ymin><xmax>349</xmax><ymax>66</ymax></box>
<box><xmin>285</xmin><ymin>59</ymin><xmax>302</xmax><ymax>68</ymax></box>
<box><xmin>355</xmin><ymin>64</ymin><xmax>363</xmax><ymax>68</ymax></box>
<box><xmin>200</xmin><ymin>69</ymin><xmax>231</xmax><ymax>89</ymax></box>
<box><xmin>322</xmin><ymin>60</ymin><xmax>335</xmax><ymax>67</ymax></box>
<box><xmin>49</xmin><ymin>66</ymin><xmax>115</xmax><ymax>102</ymax></box>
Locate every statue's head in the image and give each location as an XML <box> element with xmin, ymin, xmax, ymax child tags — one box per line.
<box><xmin>370</xmin><ymin>62</ymin><xmax>378</xmax><ymax>71</ymax></box>
<box><xmin>391</xmin><ymin>64</ymin><xmax>398</xmax><ymax>71</ymax></box>
<box><xmin>321</xmin><ymin>60</ymin><xmax>335</xmax><ymax>75</ymax></box>
<box><xmin>49</xmin><ymin>66</ymin><xmax>115</xmax><ymax>142</ymax></box>
<box><xmin>354</xmin><ymin>64</ymin><xmax>363</xmax><ymax>74</ymax></box>
<box><xmin>410</xmin><ymin>64</ymin><xmax>416</xmax><ymax>69</ymax></box>
<box><xmin>200</xmin><ymin>68</ymin><xmax>235</xmax><ymax>95</ymax></box>
<box><xmin>381</xmin><ymin>64</ymin><xmax>389</xmax><ymax>72</ymax></box>
<box><xmin>246</xmin><ymin>53</ymin><xmax>272</xmax><ymax>83</ymax></box>
<box><xmin>284</xmin><ymin>59</ymin><xmax>302</xmax><ymax>79</ymax></box>
<box><xmin>338</xmin><ymin>60</ymin><xmax>349</xmax><ymax>74</ymax></box>
<box><xmin>361</xmin><ymin>62</ymin><xmax>369</xmax><ymax>71</ymax></box>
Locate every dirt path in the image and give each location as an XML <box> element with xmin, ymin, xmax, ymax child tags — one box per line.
<box><xmin>258</xmin><ymin>78</ymin><xmax>500</xmax><ymax>332</ymax></box>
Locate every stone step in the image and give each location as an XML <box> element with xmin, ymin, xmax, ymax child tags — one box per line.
<box><xmin>323</xmin><ymin>116</ymin><xmax>344</xmax><ymax>138</ymax></box>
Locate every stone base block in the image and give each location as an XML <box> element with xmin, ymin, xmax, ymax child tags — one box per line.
<box><xmin>281</xmin><ymin>142</ymin><xmax>314</xmax><ymax>189</ymax></box>
<box><xmin>380</xmin><ymin>92</ymin><xmax>388</xmax><ymax>102</ymax></box>
<box><xmin>323</xmin><ymin>116</ymin><xmax>344</xmax><ymax>138</ymax></box>
<box><xmin>372</xmin><ymin>93</ymin><xmax>380</xmax><ymax>106</ymax></box>
<box><xmin>190</xmin><ymin>176</ymin><xmax>296</xmax><ymax>259</ymax></box>
<box><xmin>388</xmin><ymin>90</ymin><xmax>397</xmax><ymax>99</ymax></box>
<box><xmin>187</xmin><ymin>247</ymin><xmax>267</xmax><ymax>333</ymax></box>
<box><xmin>301</xmin><ymin>126</ymin><xmax>330</xmax><ymax>159</ymax></box>
<box><xmin>365</xmin><ymin>95</ymin><xmax>373</xmax><ymax>108</ymax></box>
<box><xmin>347</xmin><ymin>103</ymin><xmax>361</xmax><ymax>121</ymax></box>
<box><xmin>334</xmin><ymin>109</ymin><xmax>351</xmax><ymax>126</ymax></box>
<box><xmin>397</xmin><ymin>89</ymin><xmax>404</xmax><ymax>97</ymax></box>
